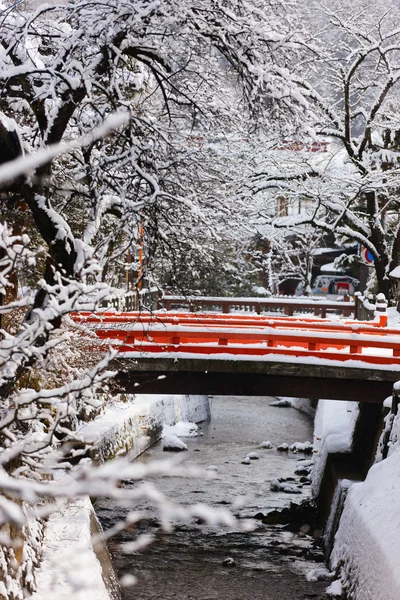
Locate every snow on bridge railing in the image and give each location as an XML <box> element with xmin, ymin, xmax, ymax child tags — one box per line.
<box><xmin>77</xmin><ymin>315</ymin><xmax>400</xmax><ymax>367</ymax></box>
<box><xmin>100</xmin><ymin>288</ymin><xmax>160</xmax><ymax>312</ymax></box>
<box><xmin>354</xmin><ymin>292</ymin><xmax>388</xmax><ymax>322</ymax></box>
<box><xmin>100</xmin><ymin>291</ymin><xmax>388</xmax><ymax>324</ymax></box>
<box><xmin>157</xmin><ymin>294</ymin><xmax>355</xmax><ymax>318</ymax></box>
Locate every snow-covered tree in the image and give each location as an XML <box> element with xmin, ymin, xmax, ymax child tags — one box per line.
<box><xmin>0</xmin><ymin>0</ymin><xmax>319</xmax><ymax>594</ymax></box>
<box><xmin>244</xmin><ymin>2</ymin><xmax>400</xmax><ymax>300</ymax></box>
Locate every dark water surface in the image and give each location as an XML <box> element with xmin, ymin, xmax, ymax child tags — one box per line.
<box><xmin>96</xmin><ymin>396</ymin><xmax>329</xmax><ymax>600</ymax></box>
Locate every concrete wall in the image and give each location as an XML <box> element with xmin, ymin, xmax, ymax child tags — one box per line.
<box><xmin>312</xmin><ymin>400</ymin><xmax>385</xmax><ymax>555</ymax></box>
<box><xmin>80</xmin><ymin>394</ymin><xmax>211</xmax><ymax>462</ymax></box>
<box><xmin>12</xmin><ymin>395</ymin><xmax>209</xmax><ymax>600</ymax></box>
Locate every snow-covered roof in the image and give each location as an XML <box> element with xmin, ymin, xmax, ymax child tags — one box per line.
<box><xmin>312</xmin><ymin>248</ymin><xmax>339</xmax><ymax>256</ymax></box>
<box><xmin>320</xmin><ymin>261</ymin><xmax>342</xmax><ymax>273</ymax></box>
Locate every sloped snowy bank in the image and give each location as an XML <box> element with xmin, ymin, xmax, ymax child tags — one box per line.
<box><xmin>331</xmin><ymin>444</ymin><xmax>400</xmax><ymax>599</ymax></box>
<box><xmin>30</xmin><ymin>394</ymin><xmax>210</xmax><ymax>600</ymax></box>
<box><xmin>312</xmin><ymin>400</ymin><xmax>359</xmax><ymax>497</ymax></box>
<box><xmin>80</xmin><ymin>394</ymin><xmax>210</xmax><ymax>461</ymax></box>
<box><xmin>327</xmin><ymin>399</ymin><xmax>400</xmax><ymax>600</ymax></box>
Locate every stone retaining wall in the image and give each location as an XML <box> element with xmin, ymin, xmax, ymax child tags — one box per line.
<box><xmin>80</xmin><ymin>394</ymin><xmax>211</xmax><ymax>462</ymax></box>
<box><xmin>3</xmin><ymin>395</ymin><xmax>210</xmax><ymax>600</ymax></box>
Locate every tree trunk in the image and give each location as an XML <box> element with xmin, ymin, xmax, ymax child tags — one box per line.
<box><xmin>366</xmin><ymin>191</ymin><xmax>395</xmax><ymax>300</ymax></box>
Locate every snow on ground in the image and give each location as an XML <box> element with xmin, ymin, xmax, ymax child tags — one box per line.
<box><xmin>312</xmin><ymin>400</ymin><xmax>359</xmax><ymax>496</ymax></box>
<box><xmin>163</xmin><ymin>434</ymin><xmax>188</xmax><ymax>451</ymax></box>
<box><xmin>269</xmin><ymin>398</ymin><xmax>292</xmax><ymax>407</ymax></box>
<box><xmin>32</xmin><ymin>395</ymin><xmax>210</xmax><ymax>600</ymax></box>
<box><xmin>30</xmin><ymin>497</ymin><xmax>110</xmax><ymax>600</ymax></box>
<box><xmin>388</xmin><ymin>307</ymin><xmax>400</xmax><ymax>328</ymax></box>
<box><xmin>162</xmin><ymin>421</ymin><xmax>199</xmax><ymax>437</ymax></box>
<box><xmin>331</xmin><ymin>443</ymin><xmax>400</xmax><ymax>600</ymax></box>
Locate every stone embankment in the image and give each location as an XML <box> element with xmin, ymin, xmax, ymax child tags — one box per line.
<box><xmin>2</xmin><ymin>394</ymin><xmax>209</xmax><ymax>600</ymax></box>
<box><xmin>80</xmin><ymin>394</ymin><xmax>210</xmax><ymax>462</ymax></box>
<box><xmin>313</xmin><ymin>395</ymin><xmax>400</xmax><ymax>599</ymax></box>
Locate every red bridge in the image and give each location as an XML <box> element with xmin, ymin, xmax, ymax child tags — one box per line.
<box><xmin>73</xmin><ymin>307</ymin><xmax>400</xmax><ymax>403</ymax></box>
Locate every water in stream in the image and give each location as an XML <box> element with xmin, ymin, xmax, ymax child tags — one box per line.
<box><xmin>96</xmin><ymin>396</ymin><xmax>330</xmax><ymax>600</ymax></box>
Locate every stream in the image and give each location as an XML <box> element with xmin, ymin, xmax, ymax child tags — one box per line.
<box><xmin>96</xmin><ymin>396</ymin><xmax>330</xmax><ymax>600</ymax></box>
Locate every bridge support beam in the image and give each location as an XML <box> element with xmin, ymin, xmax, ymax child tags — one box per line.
<box><xmin>112</xmin><ymin>358</ymin><xmax>396</xmax><ymax>403</ymax></box>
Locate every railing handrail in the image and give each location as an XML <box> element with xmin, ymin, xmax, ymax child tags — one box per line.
<box><xmin>157</xmin><ymin>294</ymin><xmax>355</xmax><ymax>318</ymax></box>
<box><xmin>75</xmin><ymin>311</ymin><xmax>399</xmax><ymax>367</ymax></box>
<box><xmin>160</xmin><ymin>294</ymin><xmax>353</xmax><ymax>306</ymax></box>
<box><xmin>100</xmin><ymin>291</ymin><xmax>389</xmax><ymax>323</ymax></box>
<box><xmin>73</xmin><ymin>311</ymin><xmax>388</xmax><ymax>331</ymax></box>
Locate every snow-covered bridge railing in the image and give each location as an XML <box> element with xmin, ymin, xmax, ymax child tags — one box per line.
<box><xmin>74</xmin><ymin>310</ymin><xmax>394</xmax><ymax>366</ymax></box>
<box><xmin>156</xmin><ymin>294</ymin><xmax>355</xmax><ymax>318</ymax></box>
<box><xmin>354</xmin><ymin>292</ymin><xmax>387</xmax><ymax>321</ymax></box>
<box><xmin>101</xmin><ymin>292</ymin><xmax>388</xmax><ymax>323</ymax></box>
<box><xmin>72</xmin><ymin>310</ymin><xmax>399</xmax><ymax>401</ymax></box>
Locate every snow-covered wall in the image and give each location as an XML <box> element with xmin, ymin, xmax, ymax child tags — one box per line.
<box><xmin>330</xmin><ymin>446</ymin><xmax>400</xmax><ymax>599</ymax></box>
<box><xmin>0</xmin><ymin>508</ymin><xmax>44</xmax><ymax>600</ymax></box>
<box><xmin>80</xmin><ymin>394</ymin><xmax>210</xmax><ymax>462</ymax></box>
<box><xmin>9</xmin><ymin>395</ymin><xmax>209</xmax><ymax>600</ymax></box>
<box><xmin>312</xmin><ymin>400</ymin><xmax>359</xmax><ymax>497</ymax></box>
<box><xmin>330</xmin><ymin>408</ymin><xmax>400</xmax><ymax>599</ymax></box>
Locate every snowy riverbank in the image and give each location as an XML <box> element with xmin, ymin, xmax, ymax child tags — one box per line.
<box><xmin>328</xmin><ymin>403</ymin><xmax>400</xmax><ymax>599</ymax></box>
<box><xmin>26</xmin><ymin>394</ymin><xmax>210</xmax><ymax>600</ymax></box>
<box><xmin>79</xmin><ymin>394</ymin><xmax>210</xmax><ymax>461</ymax></box>
<box><xmin>20</xmin><ymin>387</ymin><xmax>400</xmax><ymax>600</ymax></box>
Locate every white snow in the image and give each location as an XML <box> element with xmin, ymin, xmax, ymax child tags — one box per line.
<box><xmin>118</xmin><ymin>349</ymin><xmax>400</xmax><ymax>373</ymax></box>
<box><xmin>246</xmin><ymin>452</ymin><xmax>259</xmax><ymax>459</ymax></box>
<box><xmin>269</xmin><ymin>398</ymin><xmax>293</xmax><ymax>407</ymax></box>
<box><xmin>326</xmin><ymin>579</ymin><xmax>342</xmax><ymax>596</ymax></box>
<box><xmin>277</xmin><ymin>443</ymin><xmax>289</xmax><ymax>451</ymax></box>
<box><xmin>290</xmin><ymin>441</ymin><xmax>313</xmax><ymax>453</ymax></box>
<box><xmin>389</xmin><ymin>265</ymin><xmax>400</xmax><ymax>278</ymax></box>
<box><xmin>388</xmin><ymin>307</ymin><xmax>400</xmax><ymax>328</ymax></box>
<box><xmin>331</xmin><ymin>446</ymin><xmax>400</xmax><ymax>600</ymax></box>
<box><xmin>119</xmin><ymin>574</ymin><xmax>137</xmax><ymax>588</ymax></box>
<box><xmin>320</xmin><ymin>261</ymin><xmax>341</xmax><ymax>273</ymax></box>
<box><xmin>306</xmin><ymin>567</ymin><xmax>334</xmax><ymax>582</ymax></box>
<box><xmin>222</xmin><ymin>557</ymin><xmax>236</xmax><ymax>566</ymax></box>
<box><xmin>259</xmin><ymin>441</ymin><xmax>273</xmax><ymax>449</ymax></box>
<box><xmin>163</xmin><ymin>435</ymin><xmax>188</xmax><ymax>451</ymax></box>
<box><xmin>162</xmin><ymin>421</ymin><xmax>198</xmax><ymax>438</ymax></box>
<box><xmin>312</xmin><ymin>400</ymin><xmax>359</xmax><ymax>495</ymax></box>
<box><xmin>383</xmin><ymin>396</ymin><xmax>392</xmax><ymax>409</ymax></box>
<box><xmin>30</xmin><ymin>497</ymin><xmax>109</xmax><ymax>600</ymax></box>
